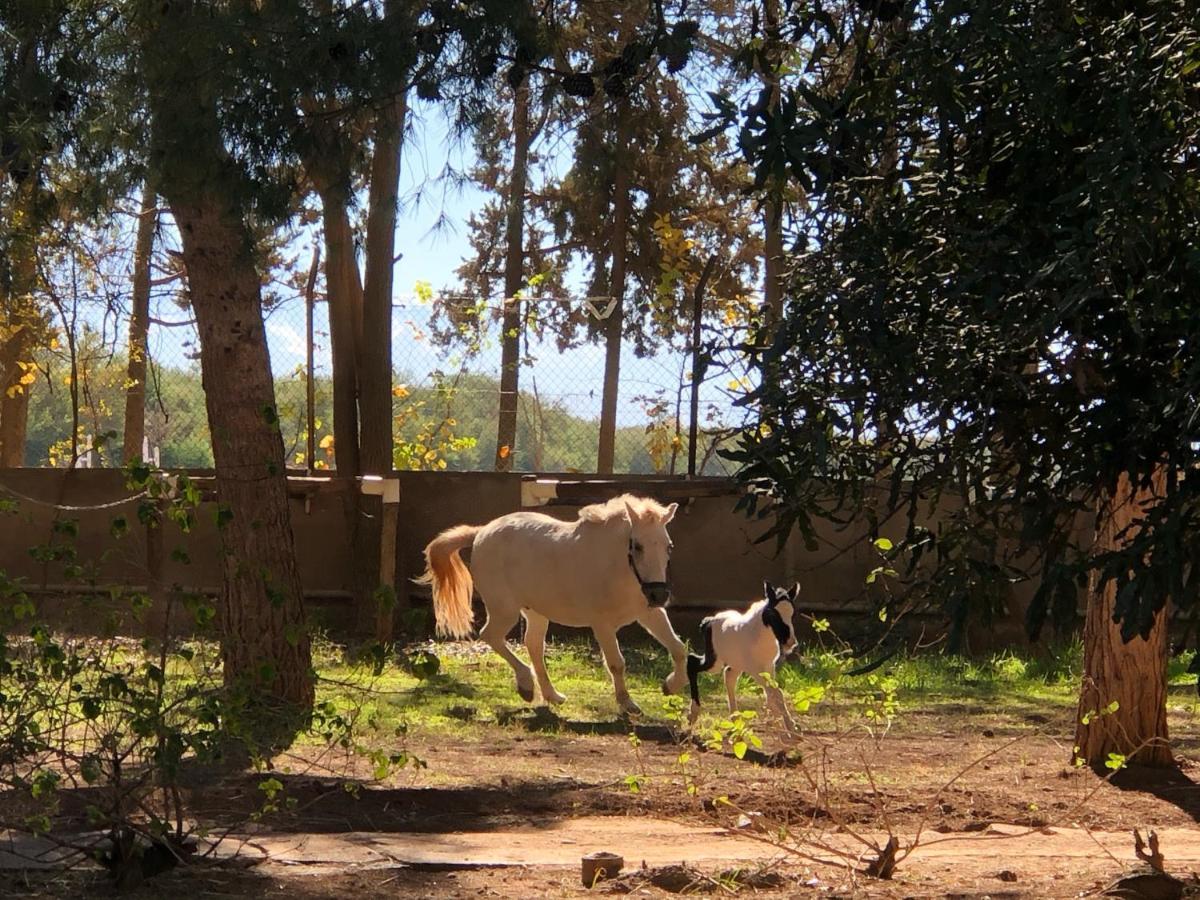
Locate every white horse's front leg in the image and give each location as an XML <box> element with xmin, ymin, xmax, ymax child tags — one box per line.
<box><xmin>594</xmin><ymin>627</ymin><xmax>641</xmax><ymax>716</ymax></box>
<box><xmin>752</xmin><ymin>672</ymin><xmax>797</xmax><ymax>735</ymax></box>
<box><xmin>637</xmin><ymin>607</ymin><xmax>688</xmax><ymax>696</ymax></box>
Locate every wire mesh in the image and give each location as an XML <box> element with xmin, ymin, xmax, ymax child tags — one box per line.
<box><xmin>22</xmin><ymin>290</ymin><xmax>747</xmax><ymax>475</ymax></box>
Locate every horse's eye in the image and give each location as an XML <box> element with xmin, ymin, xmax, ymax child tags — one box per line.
<box><xmin>633</xmin><ymin>542</ymin><xmax>644</xmax><ymax>554</ymax></box>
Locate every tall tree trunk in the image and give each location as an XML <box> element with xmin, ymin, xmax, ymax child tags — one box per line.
<box><xmin>123</xmin><ymin>183</ymin><xmax>158</xmax><ymax>464</ymax></box>
<box><xmin>360</xmin><ymin>91</ymin><xmax>407</xmax><ymax>475</ymax></box>
<box><xmin>170</xmin><ymin>195</ymin><xmax>315</xmax><ymax>745</ymax></box>
<box><xmin>0</xmin><ymin>183</ymin><xmax>39</xmax><ymax>467</ymax></box>
<box><xmin>1074</xmin><ymin>470</ymin><xmax>1171</xmax><ymax>768</ymax></box>
<box><xmin>495</xmin><ymin>78</ymin><xmax>530</xmax><ymax>472</ymax></box>
<box><xmin>320</xmin><ymin>191</ymin><xmax>363</xmax><ymax>477</ymax></box>
<box><xmin>760</xmin><ymin>0</ymin><xmax>784</xmax><ymax>330</ymax></box>
<box><xmin>597</xmin><ymin>113</ymin><xmax>632</xmax><ymax>475</ymax></box>
<box><xmin>141</xmin><ymin>0</ymin><xmax>313</xmax><ymax>752</ymax></box>
<box><xmin>0</xmin><ymin>332</ymin><xmax>33</xmax><ymax>467</ymax></box>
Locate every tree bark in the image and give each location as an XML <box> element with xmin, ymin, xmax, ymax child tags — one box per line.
<box><xmin>123</xmin><ymin>183</ymin><xmax>158</xmax><ymax>464</ymax></box>
<box><xmin>139</xmin><ymin>0</ymin><xmax>314</xmax><ymax>753</ymax></box>
<box><xmin>0</xmin><ymin>182</ymin><xmax>40</xmax><ymax>467</ymax></box>
<box><xmin>495</xmin><ymin>78</ymin><xmax>530</xmax><ymax>472</ymax></box>
<box><xmin>0</xmin><ymin>332</ymin><xmax>33</xmax><ymax>467</ymax></box>
<box><xmin>320</xmin><ymin>191</ymin><xmax>363</xmax><ymax>476</ymax></box>
<box><xmin>170</xmin><ymin>194</ymin><xmax>315</xmax><ymax>743</ymax></box>
<box><xmin>597</xmin><ymin>113</ymin><xmax>631</xmax><ymax>475</ymax></box>
<box><xmin>760</xmin><ymin>0</ymin><xmax>784</xmax><ymax>331</ymax></box>
<box><xmin>1074</xmin><ymin>470</ymin><xmax>1172</xmax><ymax>768</ymax></box>
<box><xmin>360</xmin><ymin>90</ymin><xmax>407</xmax><ymax>476</ymax></box>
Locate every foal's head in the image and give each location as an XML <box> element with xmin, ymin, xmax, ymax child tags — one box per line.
<box><xmin>762</xmin><ymin>581</ymin><xmax>800</xmax><ymax>655</ymax></box>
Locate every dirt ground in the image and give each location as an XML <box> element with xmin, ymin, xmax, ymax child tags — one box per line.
<box><xmin>7</xmin><ymin>701</ymin><xmax>1200</xmax><ymax>899</ymax></box>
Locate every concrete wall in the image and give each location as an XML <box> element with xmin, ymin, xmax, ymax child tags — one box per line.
<box><xmin>0</xmin><ymin>469</ymin><xmax>370</xmax><ymax>634</ymax></box>
<box><xmin>0</xmin><ymin>469</ymin><xmax>1071</xmax><ymax>647</ymax></box>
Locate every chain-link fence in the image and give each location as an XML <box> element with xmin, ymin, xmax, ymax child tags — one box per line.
<box><xmin>22</xmin><ymin>290</ymin><xmax>748</xmax><ymax>475</ymax></box>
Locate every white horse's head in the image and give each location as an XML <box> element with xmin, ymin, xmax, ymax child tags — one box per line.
<box><xmin>580</xmin><ymin>494</ymin><xmax>679</xmax><ymax>606</ymax></box>
<box><xmin>624</xmin><ymin>498</ymin><xmax>678</xmax><ymax>607</ymax></box>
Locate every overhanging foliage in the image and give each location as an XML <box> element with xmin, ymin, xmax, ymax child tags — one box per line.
<box><xmin>724</xmin><ymin>0</ymin><xmax>1200</xmax><ymax>646</ymax></box>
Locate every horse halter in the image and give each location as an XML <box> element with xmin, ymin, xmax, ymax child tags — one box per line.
<box><xmin>628</xmin><ymin>538</ymin><xmax>671</xmax><ymax>596</ymax></box>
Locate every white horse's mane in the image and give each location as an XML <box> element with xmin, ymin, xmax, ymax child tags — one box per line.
<box><xmin>578</xmin><ymin>493</ymin><xmax>671</xmax><ymax>524</ymax></box>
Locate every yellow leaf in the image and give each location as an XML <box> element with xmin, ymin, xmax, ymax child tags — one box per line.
<box><xmin>392</xmin><ymin>384</ymin><xmax>410</xmax><ymax>398</ymax></box>
<box><xmin>319</xmin><ymin>434</ymin><xmax>335</xmax><ymax>450</ymax></box>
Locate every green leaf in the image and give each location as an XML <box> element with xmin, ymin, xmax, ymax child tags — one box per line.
<box><xmin>873</xmin><ymin>537</ymin><xmax>894</xmax><ymax>552</ymax></box>
<box><xmin>732</xmin><ymin>740</ymin><xmax>748</xmax><ymax>759</ymax></box>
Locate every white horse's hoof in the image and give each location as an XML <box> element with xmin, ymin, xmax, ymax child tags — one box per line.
<box><xmin>662</xmin><ymin>673</ymin><xmax>686</xmax><ymax>695</ymax></box>
<box><xmin>619</xmin><ymin>699</ymin><xmax>643</xmax><ymax>717</ymax></box>
<box><xmin>516</xmin><ymin>682</ymin><xmax>535</xmax><ymax>703</ymax></box>
<box><xmin>543</xmin><ymin>688</ymin><xmax>568</xmax><ymax>705</ymax></box>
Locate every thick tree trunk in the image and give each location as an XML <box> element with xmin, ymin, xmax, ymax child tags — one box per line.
<box><xmin>0</xmin><ymin>334</ymin><xmax>32</xmax><ymax>467</ymax></box>
<box><xmin>170</xmin><ymin>196</ymin><xmax>315</xmax><ymax>745</ymax></box>
<box><xmin>1074</xmin><ymin>471</ymin><xmax>1171</xmax><ymax>768</ymax></box>
<box><xmin>360</xmin><ymin>91</ymin><xmax>407</xmax><ymax>476</ymax></box>
<box><xmin>123</xmin><ymin>183</ymin><xmax>158</xmax><ymax>464</ymax></box>
<box><xmin>0</xmin><ymin>183</ymin><xmax>39</xmax><ymax>467</ymax></box>
<box><xmin>139</xmin><ymin>0</ymin><xmax>313</xmax><ymax>753</ymax></box>
<box><xmin>760</xmin><ymin>0</ymin><xmax>784</xmax><ymax>330</ymax></box>
<box><xmin>320</xmin><ymin>192</ymin><xmax>363</xmax><ymax>476</ymax></box>
<box><xmin>496</xmin><ymin>79</ymin><xmax>530</xmax><ymax>472</ymax></box>
<box><xmin>597</xmin><ymin>114</ymin><xmax>631</xmax><ymax>475</ymax></box>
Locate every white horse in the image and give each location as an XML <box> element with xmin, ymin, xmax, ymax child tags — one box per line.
<box><xmin>416</xmin><ymin>494</ymin><xmax>689</xmax><ymax>715</ymax></box>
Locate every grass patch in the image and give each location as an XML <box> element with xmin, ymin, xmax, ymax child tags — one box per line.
<box><xmin>309</xmin><ymin>634</ymin><xmax>1200</xmax><ymax>742</ymax></box>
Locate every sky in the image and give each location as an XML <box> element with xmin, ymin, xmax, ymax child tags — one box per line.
<box><xmin>262</xmin><ymin>103</ymin><xmax>748</xmax><ymax>430</ymax></box>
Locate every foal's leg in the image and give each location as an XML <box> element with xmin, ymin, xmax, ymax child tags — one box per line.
<box><xmin>751</xmin><ymin>672</ymin><xmax>797</xmax><ymax>735</ymax></box>
<box><xmin>724</xmin><ymin>667</ymin><xmax>740</xmax><ymax>713</ymax></box>
<box><xmin>479</xmin><ymin>601</ymin><xmax>535</xmax><ymax>703</ymax></box>
<box><xmin>523</xmin><ymin>610</ymin><xmax>566</xmax><ymax>705</ymax></box>
<box><xmin>593</xmin><ymin>627</ymin><xmax>641</xmax><ymax>716</ymax></box>
<box><xmin>636</xmin><ymin>607</ymin><xmax>688</xmax><ymax>696</ymax></box>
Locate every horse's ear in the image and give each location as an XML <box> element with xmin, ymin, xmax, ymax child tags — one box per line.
<box><xmin>621</xmin><ymin>499</ymin><xmax>636</xmax><ymax>528</ymax></box>
<box><xmin>661</xmin><ymin>502</ymin><xmax>678</xmax><ymax>524</ymax></box>
<box><xmin>763</xmin><ymin>579</ymin><xmax>776</xmax><ymax>603</ymax></box>
<box><xmin>789</xmin><ymin>582</ymin><xmax>801</xmax><ymax>602</ymax></box>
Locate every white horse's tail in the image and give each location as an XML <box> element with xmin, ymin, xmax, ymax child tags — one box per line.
<box><xmin>415</xmin><ymin>524</ymin><xmax>480</xmax><ymax>639</ymax></box>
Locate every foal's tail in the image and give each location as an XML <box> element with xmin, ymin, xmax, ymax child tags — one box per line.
<box><xmin>414</xmin><ymin>524</ymin><xmax>481</xmax><ymax>640</ymax></box>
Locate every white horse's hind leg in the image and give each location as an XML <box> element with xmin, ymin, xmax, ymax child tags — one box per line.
<box><xmin>594</xmin><ymin>627</ymin><xmax>641</xmax><ymax>716</ymax></box>
<box><xmin>522</xmin><ymin>610</ymin><xmax>566</xmax><ymax>705</ymax></box>
<box><xmin>479</xmin><ymin>603</ymin><xmax>535</xmax><ymax>703</ymax></box>
<box><xmin>636</xmin><ymin>607</ymin><xmax>688</xmax><ymax>696</ymax></box>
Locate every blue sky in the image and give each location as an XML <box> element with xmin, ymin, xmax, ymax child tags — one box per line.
<box><xmin>247</xmin><ymin>102</ymin><xmax>748</xmax><ymax>429</ymax></box>
<box><xmin>142</xmin><ymin>102</ymin><xmax>750</xmax><ymax>432</ymax></box>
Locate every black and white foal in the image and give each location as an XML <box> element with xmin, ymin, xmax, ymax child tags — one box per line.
<box><xmin>686</xmin><ymin>581</ymin><xmax>799</xmax><ymax>733</ymax></box>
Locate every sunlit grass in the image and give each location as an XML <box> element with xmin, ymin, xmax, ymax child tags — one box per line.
<box><xmin>308</xmin><ymin>632</ymin><xmax>1200</xmax><ymax>742</ymax></box>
